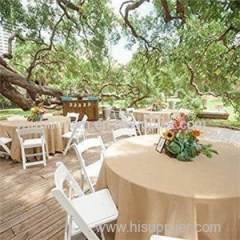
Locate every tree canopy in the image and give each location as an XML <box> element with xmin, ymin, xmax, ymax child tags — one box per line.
<box><xmin>0</xmin><ymin>0</ymin><xmax>239</xmax><ymax>117</ymax></box>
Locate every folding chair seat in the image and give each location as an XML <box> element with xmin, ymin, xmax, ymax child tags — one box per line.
<box><xmin>51</xmin><ymin>162</ymin><xmax>118</xmax><ymax>240</ymax></box>
<box><xmin>62</xmin><ymin>115</ymin><xmax>88</xmax><ymax>155</ymax></box>
<box><xmin>73</xmin><ymin>136</ymin><xmax>106</xmax><ymax>193</ymax></box>
<box><xmin>16</xmin><ymin>127</ymin><xmax>48</xmax><ymax>169</ymax></box>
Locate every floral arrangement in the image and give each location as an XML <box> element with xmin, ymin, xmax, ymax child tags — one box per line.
<box><xmin>162</xmin><ymin>112</ymin><xmax>218</xmax><ymax>161</ymax></box>
<box><xmin>152</xmin><ymin>97</ymin><xmax>167</xmax><ymax>111</ymax></box>
<box><xmin>27</xmin><ymin>103</ymin><xmax>47</xmax><ymax>122</ymax></box>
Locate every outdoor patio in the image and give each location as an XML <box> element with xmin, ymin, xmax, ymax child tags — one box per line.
<box><xmin>0</xmin><ymin>121</ymin><xmax>115</xmax><ymax>240</ymax></box>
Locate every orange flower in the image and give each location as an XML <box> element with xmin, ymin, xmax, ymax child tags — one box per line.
<box><xmin>179</xmin><ymin>112</ymin><xmax>185</xmax><ymax>118</ymax></box>
<box><xmin>192</xmin><ymin>129</ymin><xmax>201</xmax><ymax>137</ymax></box>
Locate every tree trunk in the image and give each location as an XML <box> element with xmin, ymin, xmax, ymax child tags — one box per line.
<box><xmin>0</xmin><ymin>64</ymin><xmax>63</xmax><ymax>110</ymax></box>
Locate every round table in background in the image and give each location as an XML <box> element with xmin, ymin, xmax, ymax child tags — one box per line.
<box><xmin>0</xmin><ymin>116</ymin><xmax>70</xmax><ymax>162</ymax></box>
<box><xmin>96</xmin><ymin>135</ymin><xmax>240</xmax><ymax>240</ymax></box>
<box><xmin>133</xmin><ymin>109</ymin><xmax>178</xmax><ymax>123</ymax></box>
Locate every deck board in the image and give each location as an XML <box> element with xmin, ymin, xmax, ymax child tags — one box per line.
<box><xmin>0</xmin><ymin>120</ymin><xmax>118</xmax><ymax>239</ymax></box>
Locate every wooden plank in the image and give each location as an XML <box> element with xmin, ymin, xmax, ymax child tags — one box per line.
<box><xmin>0</xmin><ymin>122</ymin><xmax>115</xmax><ymax>240</ymax></box>
<box><xmin>47</xmin><ymin>229</ymin><xmax>65</xmax><ymax>240</ymax></box>
<box><xmin>0</xmin><ymin>203</ymin><xmax>47</xmax><ymax>233</ymax></box>
<box><xmin>0</xmin><ymin>229</ymin><xmax>15</xmax><ymax>240</ymax></box>
<box><xmin>10</xmin><ymin>210</ymin><xmax>65</xmax><ymax>240</ymax></box>
<box><xmin>11</xmin><ymin>201</ymin><xmax>60</xmax><ymax>235</ymax></box>
<box><xmin>30</xmin><ymin>217</ymin><xmax>65</xmax><ymax>240</ymax></box>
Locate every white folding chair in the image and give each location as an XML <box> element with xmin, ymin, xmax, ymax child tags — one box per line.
<box><xmin>121</xmin><ymin>112</ymin><xmax>142</xmax><ymax>135</ymax></box>
<box><xmin>73</xmin><ymin>136</ymin><xmax>106</xmax><ymax>193</ymax></box>
<box><xmin>16</xmin><ymin>127</ymin><xmax>48</xmax><ymax>169</ymax></box>
<box><xmin>67</xmin><ymin>112</ymin><xmax>79</xmax><ymax>130</ymax></box>
<box><xmin>62</xmin><ymin>115</ymin><xmax>88</xmax><ymax>155</ymax></box>
<box><xmin>130</xmin><ymin>112</ymin><xmax>143</xmax><ymax>135</ymax></box>
<box><xmin>7</xmin><ymin>115</ymin><xmax>26</xmax><ymax>121</ymax></box>
<box><xmin>0</xmin><ymin>137</ymin><xmax>12</xmax><ymax>158</ymax></box>
<box><xmin>150</xmin><ymin>235</ymin><xmax>186</xmax><ymax>240</ymax></box>
<box><xmin>51</xmin><ymin>162</ymin><xmax>118</xmax><ymax>240</ymax></box>
<box><xmin>143</xmin><ymin>114</ymin><xmax>162</xmax><ymax>135</ymax></box>
<box><xmin>112</xmin><ymin>127</ymin><xmax>137</xmax><ymax>142</ymax></box>
<box><xmin>126</xmin><ymin>107</ymin><xmax>135</xmax><ymax>113</ymax></box>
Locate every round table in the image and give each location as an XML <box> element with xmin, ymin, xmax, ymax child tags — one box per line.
<box><xmin>96</xmin><ymin>135</ymin><xmax>240</xmax><ymax>240</ymax></box>
<box><xmin>133</xmin><ymin>109</ymin><xmax>178</xmax><ymax>122</ymax></box>
<box><xmin>0</xmin><ymin>116</ymin><xmax>70</xmax><ymax>162</ymax></box>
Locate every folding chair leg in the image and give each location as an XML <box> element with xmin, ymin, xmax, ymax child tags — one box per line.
<box><xmin>45</xmin><ymin>142</ymin><xmax>49</xmax><ymax>159</ymax></box>
<box><xmin>100</xmin><ymin>229</ymin><xmax>105</xmax><ymax>240</ymax></box>
<box><xmin>64</xmin><ymin>216</ymin><xmax>69</xmax><ymax>240</ymax></box>
<box><xmin>1</xmin><ymin>144</ymin><xmax>11</xmax><ymax>156</ymax></box>
<box><xmin>42</xmin><ymin>144</ymin><xmax>47</xmax><ymax>167</ymax></box>
<box><xmin>21</xmin><ymin>150</ymin><xmax>27</xmax><ymax>170</ymax></box>
<box><xmin>80</xmin><ymin>174</ymin><xmax>85</xmax><ymax>190</ymax></box>
<box><xmin>136</xmin><ymin>124</ymin><xmax>142</xmax><ymax>135</ymax></box>
<box><xmin>64</xmin><ymin>139</ymin><xmax>73</xmax><ymax>155</ymax></box>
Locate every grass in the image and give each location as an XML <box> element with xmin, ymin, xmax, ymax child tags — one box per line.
<box><xmin>203</xmin><ymin>97</ymin><xmax>240</xmax><ymax>129</ymax></box>
<box><xmin>0</xmin><ymin>109</ymin><xmax>29</xmax><ymax>120</ymax></box>
<box><xmin>0</xmin><ymin>97</ymin><xmax>239</xmax><ymax>129</ymax></box>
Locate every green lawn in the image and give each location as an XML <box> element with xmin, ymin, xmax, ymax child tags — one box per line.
<box><xmin>206</xmin><ymin>97</ymin><xmax>235</xmax><ymax>121</ymax></box>
<box><xmin>0</xmin><ymin>109</ymin><xmax>29</xmax><ymax>120</ymax></box>
<box><xmin>0</xmin><ymin>109</ymin><xmax>60</xmax><ymax>121</ymax></box>
<box><xmin>0</xmin><ymin>98</ymin><xmax>239</xmax><ymax>129</ymax></box>
<box><xmin>204</xmin><ymin>97</ymin><xmax>240</xmax><ymax>129</ymax></box>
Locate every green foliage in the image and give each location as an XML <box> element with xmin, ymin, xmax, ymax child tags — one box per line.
<box><xmin>0</xmin><ymin>96</ymin><xmax>12</xmax><ymax>108</ymax></box>
<box><xmin>0</xmin><ymin>0</ymin><xmax>239</xmax><ymax>119</ymax></box>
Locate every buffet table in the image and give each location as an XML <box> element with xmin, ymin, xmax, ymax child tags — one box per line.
<box><xmin>96</xmin><ymin>135</ymin><xmax>240</xmax><ymax>240</ymax></box>
<box><xmin>0</xmin><ymin>116</ymin><xmax>70</xmax><ymax>162</ymax></box>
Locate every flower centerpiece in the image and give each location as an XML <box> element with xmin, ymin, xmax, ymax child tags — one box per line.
<box><xmin>152</xmin><ymin>97</ymin><xmax>167</xmax><ymax>111</ymax></box>
<box><xmin>27</xmin><ymin>103</ymin><xmax>47</xmax><ymax>122</ymax></box>
<box><xmin>162</xmin><ymin>112</ymin><xmax>218</xmax><ymax>161</ymax></box>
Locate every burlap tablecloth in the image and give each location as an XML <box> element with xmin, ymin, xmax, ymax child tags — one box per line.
<box><xmin>0</xmin><ymin>116</ymin><xmax>70</xmax><ymax>162</ymax></box>
<box><xmin>96</xmin><ymin>135</ymin><xmax>240</xmax><ymax>240</ymax></box>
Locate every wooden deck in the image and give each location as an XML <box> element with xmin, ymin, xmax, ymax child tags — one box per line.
<box><xmin>0</xmin><ymin>121</ymin><xmax>117</xmax><ymax>240</ymax></box>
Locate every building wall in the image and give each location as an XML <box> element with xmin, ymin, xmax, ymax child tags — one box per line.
<box><xmin>0</xmin><ymin>25</ymin><xmax>10</xmax><ymax>55</ymax></box>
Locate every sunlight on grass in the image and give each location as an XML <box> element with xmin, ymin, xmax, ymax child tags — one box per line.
<box><xmin>0</xmin><ymin>109</ymin><xmax>29</xmax><ymax>120</ymax></box>
<box><xmin>0</xmin><ymin>108</ymin><xmax>60</xmax><ymax>120</ymax></box>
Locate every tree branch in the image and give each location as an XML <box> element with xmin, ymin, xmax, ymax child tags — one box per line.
<box><xmin>57</xmin><ymin>0</ymin><xmax>84</xmax><ymax>12</ymax></box>
<box><xmin>26</xmin><ymin>14</ymin><xmax>65</xmax><ymax>80</ymax></box>
<box><xmin>120</xmin><ymin>0</ymin><xmax>160</xmax><ymax>51</ymax></box>
<box><xmin>0</xmin><ymin>80</ymin><xmax>35</xmax><ymax>110</ymax></box>
<box><xmin>0</xmin><ymin>64</ymin><xmax>63</xmax><ymax>100</ymax></box>
<box><xmin>185</xmin><ymin>63</ymin><xmax>220</xmax><ymax>97</ymax></box>
<box><xmin>161</xmin><ymin>0</ymin><xmax>186</xmax><ymax>23</ymax></box>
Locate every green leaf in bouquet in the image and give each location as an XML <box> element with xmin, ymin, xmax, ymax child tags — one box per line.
<box><xmin>200</xmin><ymin>144</ymin><xmax>218</xmax><ymax>158</ymax></box>
<box><xmin>174</xmin><ymin>138</ymin><xmax>185</xmax><ymax>151</ymax></box>
<box><xmin>177</xmin><ymin>150</ymin><xmax>192</xmax><ymax>161</ymax></box>
<box><xmin>167</xmin><ymin>141</ymin><xmax>182</xmax><ymax>155</ymax></box>
<box><xmin>185</xmin><ymin>146</ymin><xmax>197</xmax><ymax>158</ymax></box>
